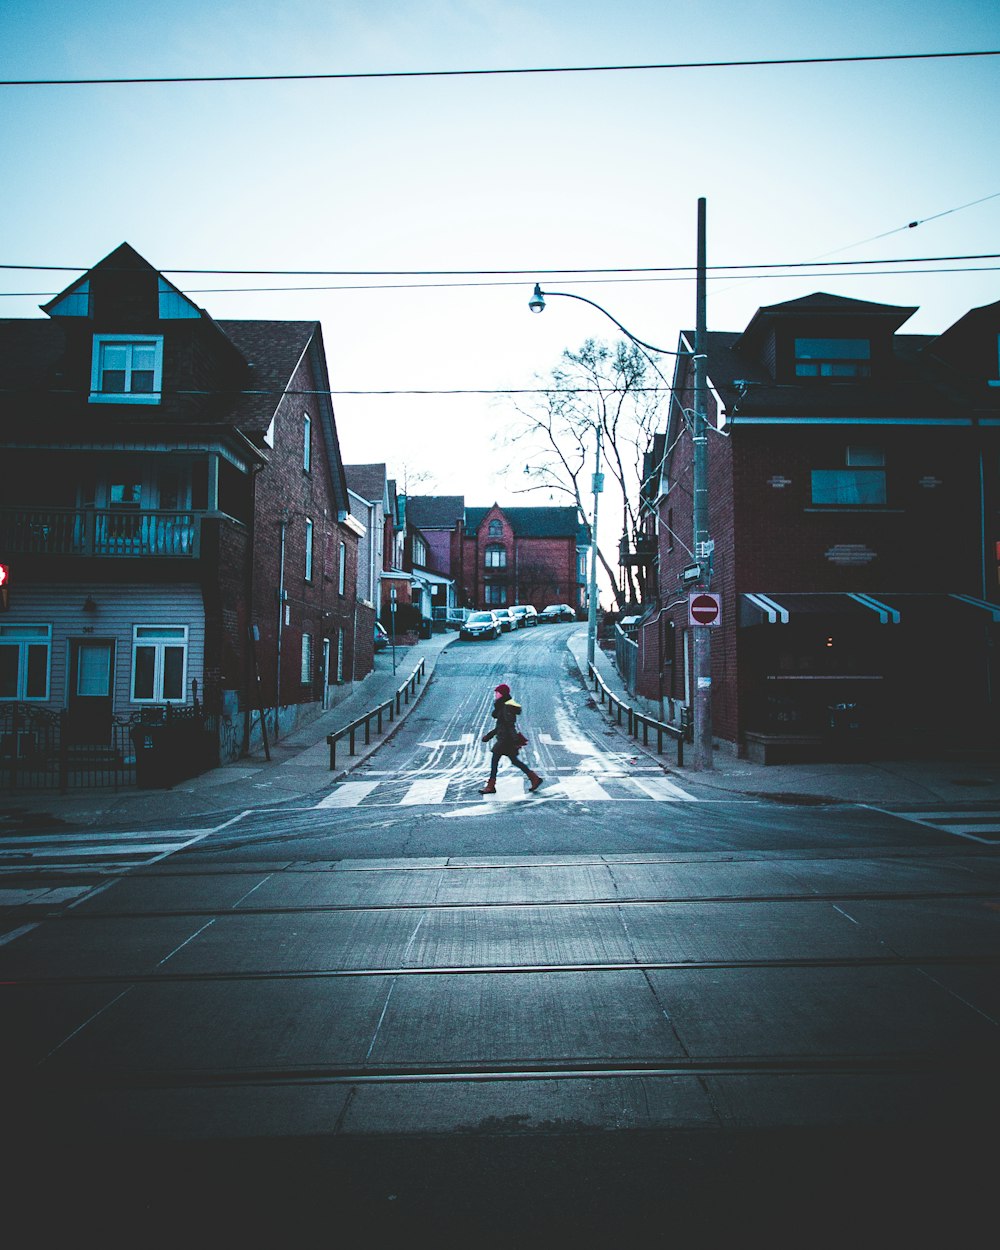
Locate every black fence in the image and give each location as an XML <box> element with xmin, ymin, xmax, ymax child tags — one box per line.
<box><xmin>1</xmin><ymin>702</ymin><xmax>217</xmax><ymax>792</ymax></box>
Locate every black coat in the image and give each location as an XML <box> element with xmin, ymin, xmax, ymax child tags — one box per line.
<box><xmin>483</xmin><ymin>696</ymin><xmax>522</xmax><ymax>756</ymax></box>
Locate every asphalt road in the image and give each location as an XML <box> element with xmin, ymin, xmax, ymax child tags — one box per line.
<box><xmin>4</xmin><ymin>626</ymin><xmax>999</xmax><ymax>1243</ymax></box>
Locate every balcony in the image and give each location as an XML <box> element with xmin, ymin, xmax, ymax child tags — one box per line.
<box><xmin>0</xmin><ymin>508</ymin><xmax>201</xmax><ymax>559</ymax></box>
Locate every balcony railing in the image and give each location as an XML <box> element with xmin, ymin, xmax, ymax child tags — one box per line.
<box><xmin>0</xmin><ymin>508</ymin><xmax>201</xmax><ymax>558</ymax></box>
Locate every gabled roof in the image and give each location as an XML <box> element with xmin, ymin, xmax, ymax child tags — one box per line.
<box><xmin>735</xmin><ymin>291</ymin><xmax>917</xmax><ymax>353</ymax></box>
<box><xmin>345</xmin><ymin>463</ymin><xmax>389</xmax><ymax>504</ymax></box>
<box><xmin>465</xmin><ymin>504</ymin><xmax>582</xmax><ymax>539</ymax></box>
<box><xmin>217</xmin><ymin>320</ymin><xmax>317</xmax><ymax>436</ymax></box>
<box><xmin>405</xmin><ymin>495</ymin><xmax>465</xmax><ymax>530</ymax></box>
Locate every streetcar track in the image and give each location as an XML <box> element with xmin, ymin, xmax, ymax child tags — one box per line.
<box><xmin>11</xmin><ymin>951</ymin><xmax>1000</xmax><ymax>987</ymax></box>
<box><xmin>46</xmin><ymin>886</ymin><xmax>1000</xmax><ymax>922</ymax></box>
<box><xmin>16</xmin><ymin>1052</ymin><xmax>999</xmax><ymax>1092</ymax></box>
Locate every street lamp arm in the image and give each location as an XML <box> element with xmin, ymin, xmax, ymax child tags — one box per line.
<box><xmin>529</xmin><ymin>284</ymin><xmax>696</xmax><ymax>359</ymax></box>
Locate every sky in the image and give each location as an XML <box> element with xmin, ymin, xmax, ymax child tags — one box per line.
<box><xmin>2</xmin><ymin>0</ymin><xmax>999</xmax><ymax>600</ymax></box>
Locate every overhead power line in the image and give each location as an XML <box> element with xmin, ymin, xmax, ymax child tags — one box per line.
<box><xmin>0</xmin><ymin>252</ymin><xmax>998</xmax><ymax>278</ymax></box>
<box><xmin>1</xmin><ymin>48</ymin><xmax>997</xmax><ymax>87</ymax></box>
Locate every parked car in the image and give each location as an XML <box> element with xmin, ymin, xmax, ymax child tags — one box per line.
<box><xmin>460</xmin><ymin>610</ymin><xmax>501</xmax><ymax>641</ymax></box>
<box><xmin>539</xmin><ymin>603</ymin><xmax>576</xmax><ymax>623</ymax></box>
<box><xmin>510</xmin><ymin>605</ymin><xmax>538</xmax><ymax>627</ymax></box>
<box><xmin>494</xmin><ymin>606</ymin><xmax>516</xmax><ymax>632</ymax></box>
<box><xmin>374</xmin><ymin>621</ymin><xmax>390</xmax><ymax>651</ymax></box>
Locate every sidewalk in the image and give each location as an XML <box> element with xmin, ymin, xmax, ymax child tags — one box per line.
<box><xmin>0</xmin><ymin>630</ymin><xmax>456</xmax><ymax>829</ymax></box>
<box><xmin>566</xmin><ymin>628</ymin><xmax>1000</xmax><ymax>807</ymax></box>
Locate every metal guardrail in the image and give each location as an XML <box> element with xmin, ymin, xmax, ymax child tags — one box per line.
<box><xmin>326</xmin><ymin>658</ymin><xmax>427</xmax><ymax>770</ymax></box>
<box><xmin>588</xmin><ymin>661</ymin><xmax>688</xmax><ymax>767</ymax></box>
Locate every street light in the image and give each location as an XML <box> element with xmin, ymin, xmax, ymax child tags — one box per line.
<box><xmin>527</xmin><ymin>198</ymin><xmax>713</xmax><ymax>769</ymax></box>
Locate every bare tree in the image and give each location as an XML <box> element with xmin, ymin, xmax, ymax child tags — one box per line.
<box><xmin>497</xmin><ymin>338</ymin><xmax>666</xmax><ymax>610</ymax></box>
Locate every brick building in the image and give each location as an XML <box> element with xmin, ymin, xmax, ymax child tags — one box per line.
<box><xmin>0</xmin><ymin>243</ymin><xmax>368</xmax><ymax>775</ymax></box>
<box><xmin>456</xmin><ymin>504</ymin><xmax>589</xmax><ymax>613</ymax></box>
<box><xmin>637</xmin><ymin>292</ymin><xmax>999</xmax><ymax>761</ymax></box>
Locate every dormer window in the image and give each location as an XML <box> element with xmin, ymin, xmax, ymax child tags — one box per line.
<box><xmin>90</xmin><ymin>334</ymin><xmax>163</xmax><ymax>403</ymax></box>
<box><xmin>795</xmin><ymin>337</ymin><xmax>870</xmax><ymax>379</ymax></box>
<box><xmin>488</xmin><ymin>519</ymin><xmax>502</xmax><ymax>538</ymax></box>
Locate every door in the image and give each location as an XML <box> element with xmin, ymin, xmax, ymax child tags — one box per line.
<box><xmin>67</xmin><ymin>639</ymin><xmax>114</xmax><ymax>745</ymax></box>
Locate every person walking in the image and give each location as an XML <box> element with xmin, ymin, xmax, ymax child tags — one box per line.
<box><xmin>479</xmin><ymin>682</ymin><xmax>543</xmax><ymax>795</ymax></box>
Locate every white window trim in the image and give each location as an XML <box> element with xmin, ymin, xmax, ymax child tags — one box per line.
<box><xmin>130</xmin><ymin>625</ymin><xmax>188</xmax><ymax>703</ymax></box>
<box><xmin>90</xmin><ymin>334</ymin><xmax>164</xmax><ymax>404</ymax></box>
<box><xmin>338</xmin><ymin>540</ymin><xmax>347</xmax><ymax>595</ymax></box>
<box><xmin>0</xmin><ymin>624</ymin><xmax>52</xmax><ymax>701</ymax></box>
<box><xmin>304</xmin><ymin>517</ymin><xmax>314</xmax><ymax>582</ymax></box>
<box><xmin>301</xmin><ymin>632</ymin><xmax>313</xmax><ymax>684</ymax></box>
<box><xmin>303</xmin><ymin>413</ymin><xmax>312</xmax><ymax>472</ymax></box>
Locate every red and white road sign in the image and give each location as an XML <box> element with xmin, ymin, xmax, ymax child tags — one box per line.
<box><xmin>688</xmin><ymin>591</ymin><xmax>721</xmax><ymax>627</ymax></box>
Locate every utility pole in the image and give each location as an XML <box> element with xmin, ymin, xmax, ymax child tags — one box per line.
<box><xmin>587</xmin><ymin>422</ymin><xmax>603</xmax><ymax>669</ymax></box>
<box><xmin>692</xmin><ymin>196</ymin><xmax>713</xmax><ymax>770</ymax></box>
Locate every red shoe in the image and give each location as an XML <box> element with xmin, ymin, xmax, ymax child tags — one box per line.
<box><xmin>479</xmin><ymin>780</ymin><xmax>497</xmax><ymax>794</ymax></box>
<box><xmin>528</xmin><ymin>772</ymin><xmax>544</xmax><ymax>792</ymax></box>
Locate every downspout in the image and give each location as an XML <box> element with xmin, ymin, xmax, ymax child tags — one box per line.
<box><xmin>275</xmin><ymin>511</ymin><xmax>287</xmax><ymax>741</ymax></box>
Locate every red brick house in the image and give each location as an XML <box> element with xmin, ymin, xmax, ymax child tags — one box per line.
<box><xmin>456</xmin><ymin>504</ymin><xmax>589</xmax><ymax>613</ymax></box>
<box><xmin>0</xmin><ymin>243</ymin><xmax>368</xmax><ymax>778</ymax></box>
<box><xmin>636</xmin><ymin>292</ymin><xmax>999</xmax><ymax>761</ymax></box>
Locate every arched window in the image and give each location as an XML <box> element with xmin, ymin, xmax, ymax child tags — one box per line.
<box><xmin>485</xmin><ymin>544</ymin><xmax>506</xmax><ymax>569</ymax></box>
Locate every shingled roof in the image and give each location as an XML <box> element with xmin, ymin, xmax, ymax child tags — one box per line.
<box><xmin>405</xmin><ymin>495</ymin><xmax>465</xmax><ymax>530</ymax></box>
<box><xmin>345</xmin><ymin>463</ymin><xmax>389</xmax><ymax>503</ymax></box>
<box><xmin>465</xmin><ymin>505</ymin><xmax>583</xmax><ymax>539</ymax></box>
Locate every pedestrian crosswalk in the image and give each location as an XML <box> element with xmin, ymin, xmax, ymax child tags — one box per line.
<box><xmin>0</xmin><ymin>827</ymin><xmax>213</xmax><ymax>874</ymax></box>
<box><xmin>880</xmin><ymin>807</ymin><xmax>1000</xmax><ymax>845</ymax></box>
<box><xmin>315</xmin><ymin>769</ymin><xmax>699</xmax><ymax>808</ymax></box>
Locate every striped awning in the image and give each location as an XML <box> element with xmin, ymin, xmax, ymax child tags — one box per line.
<box><xmin>740</xmin><ymin>592</ymin><xmax>1000</xmax><ymax>626</ymax></box>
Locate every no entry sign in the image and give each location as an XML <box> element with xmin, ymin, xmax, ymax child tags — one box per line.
<box><xmin>688</xmin><ymin>591</ymin><xmax>721</xmax><ymax>627</ymax></box>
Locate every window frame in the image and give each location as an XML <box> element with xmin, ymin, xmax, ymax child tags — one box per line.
<box><xmin>304</xmin><ymin>517</ymin><xmax>314</xmax><ymax>583</ymax></box>
<box><xmin>301</xmin><ymin>631</ymin><xmax>313</xmax><ymax>685</ymax></box>
<box><xmin>303</xmin><ymin>412</ymin><xmax>312</xmax><ymax>473</ymax></box>
<box><xmin>90</xmin><ymin>334</ymin><xmax>164</xmax><ymax>404</ymax></box>
<box><xmin>0</xmin><ymin>624</ymin><xmax>52</xmax><ymax>701</ymax></box>
<box><xmin>811</xmin><ymin>446</ymin><xmax>886</xmax><ymax>507</ymax></box>
<box><xmin>130</xmin><ymin>625</ymin><xmax>188</xmax><ymax>703</ymax></box>
<box><xmin>794</xmin><ymin>336</ymin><xmax>871</xmax><ymax>380</ymax></box>
<box><xmin>338</xmin><ymin>540</ymin><xmax>347</xmax><ymax>595</ymax></box>
<box><xmin>485</xmin><ymin>544</ymin><xmax>507</xmax><ymax>569</ymax></box>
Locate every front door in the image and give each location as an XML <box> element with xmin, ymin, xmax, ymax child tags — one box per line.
<box><xmin>67</xmin><ymin>639</ymin><xmax>114</xmax><ymax>745</ymax></box>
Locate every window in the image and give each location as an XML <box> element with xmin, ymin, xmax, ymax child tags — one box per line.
<box><xmin>488</xmin><ymin>520</ymin><xmax>502</xmax><ymax>538</ymax></box>
<box><xmin>485</xmin><ymin>544</ymin><xmax>507</xmax><ymax>568</ymax></box>
<box><xmin>131</xmin><ymin>626</ymin><xmax>187</xmax><ymax>702</ymax></box>
<box><xmin>0</xmin><ymin>625</ymin><xmax>51</xmax><ymax>701</ymax></box>
<box><xmin>90</xmin><ymin>335</ymin><xmax>163</xmax><ymax>403</ymax></box>
<box><xmin>484</xmin><ymin>583</ymin><xmax>508</xmax><ymax>605</ymax></box>
<box><xmin>303</xmin><ymin>413</ymin><xmax>312</xmax><ymax>472</ymax></box>
<box><xmin>811</xmin><ymin>446</ymin><xmax>886</xmax><ymax>505</ymax></box>
<box><xmin>304</xmin><ymin>517</ymin><xmax>314</xmax><ymax>582</ymax></box>
<box><xmin>338</xmin><ymin>540</ymin><xmax>346</xmax><ymax>595</ymax></box>
<box><xmin>301</xmin><ymin>632</ymin><xmax>313</xmax><ymax>684</ymax></box>
<box><xmin>795</xmin><ymin>337</ymin><xmax>870</xmax><ymax>379</ymax></box>
<box><xmin>412</xmin><ymin>536</ymin><xmax>427</xmax><ymax>566</ymax></box>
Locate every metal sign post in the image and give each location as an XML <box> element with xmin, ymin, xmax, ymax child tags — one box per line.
<box><xmin>390</xmin><ymin>587</ymin><xmax>397</xmax><ymax>675</ymax></box>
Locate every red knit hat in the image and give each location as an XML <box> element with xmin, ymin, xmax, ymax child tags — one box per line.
<box><xmin>495</xmin><ymin>683</ymin><xmax>511</xmax><ymax>697</ymax></box>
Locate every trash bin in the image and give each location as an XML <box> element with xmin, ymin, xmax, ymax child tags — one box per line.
<box><xmin>419</xmin><ymin>617</ymin><xmax>433</xmax><ymax>639</ymax></box>
<box><xmin>131</xmin><ymin>722</ymin><xmax>171</xmax><ymax>789</ymax></box>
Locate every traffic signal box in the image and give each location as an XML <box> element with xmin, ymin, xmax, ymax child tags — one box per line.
<box><xmin>0</xmin><ymin>562</ymin><xmax>9</xmax><ymax>610</ymax></box>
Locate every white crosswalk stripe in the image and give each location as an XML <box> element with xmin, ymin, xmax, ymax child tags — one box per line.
<box><xmin>883</xmin><ymin>808</ymin><xmax>1000</xmax><ymax>844</ymax></box>
<box><xmin>0</xmin><ymin>828</ymin><xmax>213</xmax><ymax>873</ymax></box>
<box><xmin>313</xmin><ymin>770</ymin><xmax>697</xmax><ymax>808</ymax></box>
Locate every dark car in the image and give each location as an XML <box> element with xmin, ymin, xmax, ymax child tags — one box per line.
<box><xmin>460</xmin><ymin>610</ymin><xmax>501</xmax><ymax>641</ymax></box>
<box><xmin>538</xmin><ymin>603</ymin><xmax>576</xmax><ymax>623</ymax></box>
<box><xmin>374</xmin><ymin>621</ymin><xmax>390</xmax><ymax>651</ymax></box>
